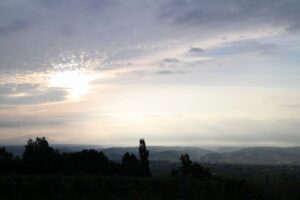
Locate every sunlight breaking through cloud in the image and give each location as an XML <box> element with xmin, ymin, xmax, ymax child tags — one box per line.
<box><xmin>49</xmin><ymin>70</ymin><xmax>93</xmax><ymax>99</ymax></box>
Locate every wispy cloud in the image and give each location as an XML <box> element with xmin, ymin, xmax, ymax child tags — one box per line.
<box><xmin>0</xmin><ymin>83</ymin><xmax>68</xmax><ymax>106</ymax></box>
<box><xmin>154</xmin><ymin>70</ymin><xmax>186</xmax><ymax>75</ymax></box>
<box><xmin>159</xmin><ymin>0</ymin><xmax>300</xmax><ymax>32</ymax></box>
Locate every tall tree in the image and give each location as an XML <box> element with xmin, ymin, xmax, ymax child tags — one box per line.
<box><xmin>180</xmin><ymin>154</ymin><xmax>192</xmax><ymax>176</ymax></box>
<box><xmin>180</xmin><ymin>154</ymin><xmax>191</xmax><ymax>200</ymax></box>
<box><xmin>139</xmin><ymin>139</ymin><xmax>151</xmax><ymax>176</ymax></box>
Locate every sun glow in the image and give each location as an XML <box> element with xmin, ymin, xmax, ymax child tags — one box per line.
<box><xmin>49</xmin><ymin>70</ymin><xmax>92</xmax><ymax>99</ymax></box>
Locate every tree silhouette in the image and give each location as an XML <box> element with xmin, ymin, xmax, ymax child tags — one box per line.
<box><xmin>139</xmin><ymin>139</ymin><xmax>151</xmax><ymax>176</ymax></box>
<box><xmin>62</xmin><ymin>149</ymin><xmax>109</xmax><ymax>174</ymax></box>
<box><xmin>179</xmin><ymin>153</ymin><xmax>212</xmax><ymax>179</ymax></box>
<box><xmin>122</xmin><ymin>152</ymin><xmax>139</xmax><ymax>166</ymax></box>
<box><xmin>0</xmin><ymin>147</ymin><xmax>14</xmax><ymax>174</ymax></box>
<box><xmin>122</xmin><ymin>152</ymin><xmax>142</xmax><ymax>176</ymax></box>
<box><xmin>22</xmin><ymin>137</ymin><xmax>60</xmax><ymax>174</ymax></box>
<box><xmin>190</xmin><ymin>163</ymin><xmax>212</xmax><ymax>179</ymax></box>
<box><xmin>179</xmin><ymin>154</ymin><xmax>192</xmax><ymax>200</ymax></box>
<box><xmin>180</xmin><ymin>154</ymin><xmax>192</xmax><ymax>176</ymax></box>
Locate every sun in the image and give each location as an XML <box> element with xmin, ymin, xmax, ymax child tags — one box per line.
<box><xmin>49</xmin><ymin>70</ymin><xmax>92</xmax><ymax>99</ymax></box>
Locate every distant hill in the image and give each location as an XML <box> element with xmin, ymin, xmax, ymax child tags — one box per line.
<box><xmin>3</xmin><ymin>145</ymin><xmax>25</xmax><ymax>157</ymax></box>
<box><xmin>215</xmin><ymin>147</ymin><xmax>241</xmax><ymax>153</ymax></box>
<box><xmin>102</xmin><ymin>146</ymin><xmax>212</xmax><ymax>161</ymax></box>
<box><xmin>201</xmin><ymin>147</ymin><xmax>300</xmax><ymax>165</ymax></box>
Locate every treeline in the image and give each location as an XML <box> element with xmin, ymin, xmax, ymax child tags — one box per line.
<box><xmin>0</xmin><ymin>137</ymin><xmax>152</xmax><ymax>176</ymax></box>
<box><xmin>1</xmin><ymin>137</ymin><xmax>300</xmax><ymax>199</ymax></box>
<box><xmin>0</xmin><ymin>137</ymin><xmax>213</xmax><ymax>179</ymax></box>
<box><xmin>0</xmin><ymin>137</ymin><xmax>255</xmax><ymax>199</ymax></box>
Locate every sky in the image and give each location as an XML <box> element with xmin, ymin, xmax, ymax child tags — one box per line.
<box><xmin>0</xmin><ymin>0</ymin><xmax>300</xmax><ymax>146</ymax></box>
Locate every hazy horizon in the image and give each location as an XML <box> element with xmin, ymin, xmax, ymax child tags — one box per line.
<box><xmin>1</xmin><ymin>0</ymin><xmax>300</xmax><ymax>147</ymax></box>
<box><xmin>1</xmin><ymin>135</ymin><xmax>300</xmax><ymax>149</ymax></box>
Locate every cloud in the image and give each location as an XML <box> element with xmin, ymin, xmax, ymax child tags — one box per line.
<box><xmin>208</xmin><ymin>40</ymin><xmax>278</xmax><ymax>56</ymax></box>
<box><xmin>0</xmin><ymin>0</ymin><xmax>295</xmax><ymax>74</ymax></box>
<box><xmin>0</xmin><ymin>118</ymin><xmax>65</xmax><ymax>128</ymax></box>
<box><xmin>0</xmin><ymin>84</ymin><xmax>68</xmax><ymax>106</ymax></box>
<box><xmin>0</xmin><ymin>19</ymin><xmax>31</xmax><ymax>36</ymax></box>
<box><xmin>157</xmin><ymin>58</ymin><xmax>182</xmax><ymax>67</ymax></box>
<box><xmin>189</xmin><ymin>47</ymin><xmax>205</xmax><ymax>54</ymax></box>
<box><xmin>246</xmin><ymin>42</ymin><xmax>277</xmax><ymax>54</ymax></box>
<box><xmin>0</xmin><ymin>0</ymin><xmax>299</xmax><ymax>146</ymax></box>
<box><xmin>159</xmin><ymin>0</ymin><xmax>300</xmax><ymax>32</ymax></box>
<box><xmin>155</xmin><ymin>70</ymin><xmax>174</xmax><ymax>75</ymax></box>
<box><xmin>38</xmin><ymin>0</ymin><xmax>112</xmax><ymax>11</ymax></box>
<box><xmin>0</xmin><ymin>0</ymin><xmax>116</xmax><ymax>73</ymax></box>
<box><xmin>162</xmin><ymin>58</ymin><xmax>180</xmax><ymax>63</ymax></box>
<box><xmin>154</xmin><ymin>70</ymin><xmax>186</xmax><ymax>75</ymax></box>
<box><xmin>0</xmin><ymin>83</ymin><xmax>40</xmax><ymax>94</ymax></box>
